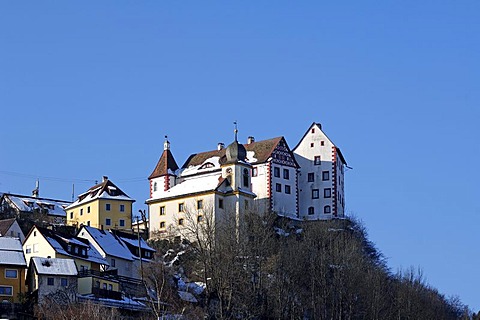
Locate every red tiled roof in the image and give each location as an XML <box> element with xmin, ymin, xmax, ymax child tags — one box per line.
<box><xmin>149</xmin><ymin>149</ymin><xmax>180</xmax><ymax>179</ymax></box>
<box><xmin>182</xmin><ymin>137</ymin><xmax>286</xmax><ymax>168</ymax></box>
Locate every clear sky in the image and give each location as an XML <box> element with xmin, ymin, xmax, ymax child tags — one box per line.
<box><xmin>1</xmin><ymin>1</ymin><xmax>478</xmax><ymax>312</ymax></box>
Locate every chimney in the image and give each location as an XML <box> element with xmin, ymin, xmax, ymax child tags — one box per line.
<box><xmin>102</xmin><ymin>176</ymin><xmax>108</xmax><ymax>182</ymax></box>
<box><xmin>247</xmin><ymin>136</ymin><xmax>255</xmax><ymax>144</ymax></box>
<box><xmin>217</xmin><ymin>143</ymin><xmax>225</xmax><ymax>150</ymax></box>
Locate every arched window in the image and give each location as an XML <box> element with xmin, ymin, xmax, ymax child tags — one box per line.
<box><xmin>308</xmin><ymin>207</ymin><xmax>314</xmax><ymax>215</ymax></box>
<box><xmin>153</xmin><ymin>182</ymin><xmax>157</xmax><ymax>192</ymax></box>
<box><xmin>324</xmin><ymin>205</ymin><xmax>331</xmax><ymax>214</ymax></box>
<box><xmin>243</xmin><ymin>168</ymin><xmax>249</xmax><ymax>187</ymax></box>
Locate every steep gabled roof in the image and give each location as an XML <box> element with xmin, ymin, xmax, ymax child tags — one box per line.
<box><xmin>67</xmin><ymin>177</ymin><xmax>134</xmax><ymax>209</ymax></box>
<box><xmin>1</xmin><ymin>193</ymin><xmax>71</xmax><ymax>217</ymax></box>
<box><xmin>149</xmin><ymin>149</ymin><xmax>179</xmax><ymax>179</ymax></box>
<box><xmin>28</xmin><ymin>226</ymin><xmax>108</xmax><ymax>266</ymax></box>
<box><xmin>293</xmin><ymin>122</ymin><xmax>348</xmax><ymax>165</ymax></box>
<box><xmin>0</xmin><ymin>237</ymin><xmax>26</xmax><ymax>266</ymax></box>
<box><xmin>0</xmin><ymin>218</ymin><xmax>16</xmax><ymax>236</ymax></box>
<box><xmin>181</xmin><ymin>137</ymin><xmax>295</xmax><ymax>168</ymax></box>
<box><xmin>78</xmin><ymin>226</ymin><xmax>134</xmax><ymax>261</ymax></box>
<box><xmin>31</xmin><ymin>257</ymin><xmax>78</xmax><ymax>276</ymax></box>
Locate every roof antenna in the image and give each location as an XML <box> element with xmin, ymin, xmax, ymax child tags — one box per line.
<box><xmin>234</xmin><ymin>121</ymin><xmax>238</xmax><ymax>142</ymax></box>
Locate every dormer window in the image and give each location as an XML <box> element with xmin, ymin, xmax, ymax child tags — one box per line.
<box><xmin>153</xmin><ymin>182</ymin><xmax>157</xmax><ymax>192</ymax></box>
<box><xmin>199</xmin><ymin>162</ymin><xmax>215</xmax><ymax>169</ymax></box>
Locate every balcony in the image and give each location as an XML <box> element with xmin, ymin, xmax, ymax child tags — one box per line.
<box><xmin>91</xmin><ymin>287</ymin><xmax>123</xmax><ymax>300</ymax></box>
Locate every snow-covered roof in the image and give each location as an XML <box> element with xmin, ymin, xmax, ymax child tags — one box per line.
<box><xmin>117</xmin><ymin>235</ymin><xmax>155</xmax><ymax>252</ymax></box>
<box><xmin>79</xmin><ymin>226</ymin><xmax>134</xmax><ymax>261</ymax></box>
<box><xmin>0</xmin><ymin>237</ymin><xmax>26</xmax><ymax>266</ymax></box>
<box><xmin>68</xmin><ymin>178</ymin><xmax>134</xmax><ymax>209</ymax></box>
<box><xmin>36</xmin><ymin>227</ymin><xmax>108</xmax><ymax>266</ymax></box>
<box><xmin>149</xmin><ymin>172</ymin><xmax>222</xmax><ymax>201</ymax></box>
<box><xmin>31</xmin><ymin>257</ymin><xmax>78</xmax><ymax>276</ymax></box>
<box><xmin>180</xmin><ymin>156</ymin><xmax>222</xmax><ymax>177</ymax></box>
<box><xmin>2</xmin><ymin>194</ymin><xmax>70</xmax><ymax>217</ymax></box>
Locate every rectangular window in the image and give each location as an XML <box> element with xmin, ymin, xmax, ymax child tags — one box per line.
<box><xmin>120</xmin><ymin>204</ymin><xmax>125</xmax><ymax>212</ymax></box>
<box><xmin>197</xmin><ymin>200</ymin><xmax>203</xmax><ymax>210</ymax></box>
<box><xmin>70</xmin><ymin>212</ymin><xmax>73</xmax><ymax>219</ymax></box>
<box><xmin>285</xmin><ymin>185</ymin><xmax>291</xmax><ymax>194</ymax></box>
<box><xmin>283</xmin><ymin>169</ymin><xmax>289</xmax><ymax>180</ymax></box>
<box><xmin>47</xmin><ymin>277</ymin><xmax>54</xmax><ymax>286</ymax></box>
<box><xmin>106</xmin><ymin>203</ymin><xmax>111</xmax><ymax>211</ymax></box>
<box><xmin>111</xmin><ymin>258</ymin><xmax>116</xmax><ymax>267</ymax></box>
<box><xmin>26</xmin><ymin>245</ymin><xmax>32</xmax><ymax>254</ymax></box>
<box><xmin>87</xmin><ymin>206</ymin><xmax>90</xmax><ymax>213</ymax></box>
<box><xmin>314</xmin><ymin>156</ymin><xmax>321</xmax><ymax>165</ymax></box>
<box><xmin>324</xmin><ymin>188</ymin><xmax>332</xmax><ymax>198</ymax></box>
<box><xmin>274</xmin><ymin>167</ymin><xmax>280</xmax><ymax>178</ymax></box>
<box><xmin>197</xmin><ymin>215</ymin><xmax>203</xmax><ymax>223</ymax></box>
<box><xmin>61</xmin><ymin>278</ymin><xmax>68</xmax><ymax>287</ymax></box>
<box><xmin>106</xmin><ymin>218</ymin><xmax>111</xmax><ymax>226</ymax></box>
<box><xmin>160</xmin><ymin>221</ymin><xmax>166</xmax><ymax>229</ymax></box>
<box><xmin>108</xmin><ymin>284</ymin><xmax>113</xmax><ymax>291</ymax></box>
<box><xmin>310</xmin><ymin>143</ymin><xmax>314</xmax><ymax>148</ymax></box>
<box><xmin>87</xmin><ymin>221</ymin><xmax>90</xmax><ymax>226</ymax></box>
<box><xmin>321</xmin><ymin>141</ymin><xmax>325</xmax><ymax>146</ymax></box>
<box><xmin>252</xmin><ymin>167</ymin><xmax>258</xmax><ymax>177</ymax></box>
<box><xmin>178</xmin><ymin>218</ymin><xmax>184</xmax><ymax>226</ymax></box>
<box><xmin>119</xmin><ymin>219</ymin><xmax>125</xmax><ymax>227</ymax></box>
<box><xmin>219</xmin><ymin>199</ymin><xmax>224</xmax><ymax>209</ymax></box>
<box><xmin>312</xmin><ymin>189</ymin><xmax>319</xmax><ymax>199</ymax></box>
<box><xmin>80</xmin><ymin>208</ymin><xmax>83</xmax><ymax>216</ymax></box>
<box><xmin>276</xmin><ymin>183</ymin><xmax>282</xmax><ymax>192</ymax></box>
<box><xmin>178</xmin><ymin>203</ymin><xmax>184</xmax><ymax>212</ymax></box>
<box><xmin>5</xmin><ymin>270</ymin><xmax>18</xmax><ymax>279</ymax></box>
<box><xmin>160</xmin><ymin>206</ymin><xmax>165</xmax><ymax>215</ymax></box>
<box><xmin>322</xmin><ymin>171</ymin><xmax>330</xmax><ymax>181</ymax></box>
<box><xmin>33</xmin><ymin>244</ymin><xmax>38</xmax><ymax>253</ymax></box>
<box><xmin>0</xmin><ymin>286</ymin><xmax>13</xmax><ymax>296</ymax></box>
<box><xmin>308</xmin><ymin>173</ymin><xmax>314</xmax><ymax>182</ymax></box>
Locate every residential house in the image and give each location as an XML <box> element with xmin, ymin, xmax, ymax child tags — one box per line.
<box><xmin>66</xmin><ymin>176</ymin><xmax>135</xmax><ymax>230</ymax></box>
<box><xmin>0</xmin><ymin>237</ymin><xmax>27</xmax><ymax>303</ymax></box>
<box><xmin>26</xmin><ymin>257</ymin><xmax>78</xmax><ymax>304</ymax></box>
<box><xmin>0</xmin><ymin>193</ymin><xmax>70</xmax><ymax>226</ymax></box>
<box><xmin>0</xmin><ymin>218</ymin><xmax>25</xmax><ymax>243</ymax></box>
<box><xmin>77</xmin><ymin>226</ymin><xmax>137</xmax><ymax>279</ymax></box>
<box><xmin>292</xmin><ymin>122</ymin><xmax>348</xmax><ymax>219</ymax></box>
<box><xmin>22</xmin><ymin>226</ymin><xmax>126</xmax><ymax>301</ymax></box>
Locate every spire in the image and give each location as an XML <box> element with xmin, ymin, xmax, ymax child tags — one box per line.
<box><xmin>234</xmin><ymin>121</ymin><xmax>238</xmax><ymax>142</ymax></box>
<box><xmin>163</xmin><ymin>135</ymin><xmax>170</xmax><ymax>151</ymax></box>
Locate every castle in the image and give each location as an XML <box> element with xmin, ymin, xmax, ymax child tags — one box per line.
<box><xmin>146</xmin><ymin>122</ymin><xmax>348</xmax><ymax>239</ymax></box>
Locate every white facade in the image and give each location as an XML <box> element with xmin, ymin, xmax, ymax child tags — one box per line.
<box><xmin>148</xmin><ymin>123</ymin><xmax>347</xmax><ymax>239</ymax></box>
<box><xmin>293</xmin><ymin>123</ymin><xmax>347</xmax><ymax>219</ymax></box>
<box><xmin>77</xmin><ymin>226</ymin><xmax>137</xmax><ymax>279</ymax></box>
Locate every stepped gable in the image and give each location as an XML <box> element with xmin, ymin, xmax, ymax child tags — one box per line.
<box><xmin>149</xmin><ymin>149</ymin><xmax>179</xmax><ymax>179</ymax></box>
<box><xmin>181</xmin><ymin>136</ymin><xmax>285</xmax><ymax>168</ymax></box>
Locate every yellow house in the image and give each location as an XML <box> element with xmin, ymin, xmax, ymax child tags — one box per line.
<box><xmin>66</xmin><ymin>176</ymin><xmax>135</xmax><ymax>230</ymax></box>
<box><xmin>0</xmin><ymin>237</ymin><xmax>27</xmax><ymax>303</ymax></box>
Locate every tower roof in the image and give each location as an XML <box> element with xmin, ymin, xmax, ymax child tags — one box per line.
<box><xmin>149</xmin><ymin>149</ymin><xmax>179</xmax><ymax>179</ymax></box>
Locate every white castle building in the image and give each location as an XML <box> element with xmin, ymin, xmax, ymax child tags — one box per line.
<box><xmin>146</xmin><ymin>122</ymin><xmax>348</xmax><ymax>239</ymax></box>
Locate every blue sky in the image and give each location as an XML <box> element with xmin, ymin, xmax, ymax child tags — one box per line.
<box><xmin>1</xmin><ymin>1</ymin><xmax>479</xmax><ymax>311</ymax></box>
